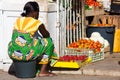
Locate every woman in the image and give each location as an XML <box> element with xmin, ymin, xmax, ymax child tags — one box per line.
<box><xmin>8</xmin><ymin>1</ymin><xmax>57</xmax><ymax>77</ymax></box>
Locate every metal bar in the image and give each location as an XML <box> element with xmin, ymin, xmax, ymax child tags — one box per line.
<box><xmin>67</xmin><ymin>0</ymin><xmax>70</xmax><ymax>45</ymax></box>
<box><xmin>56</xmin><ymin>0</ymin><xmax>60</xmax><ymax>56</ymax></box>
<box><xmin>81</xmin><ymin>0</ymin><xmax>85</xmax><ymax>38</ymax></box>
<box><xmin>66</xmin><ymin>0</ymin><xmax>70</xmax><ymax>46</ymax></box>
<box><xmin>64</xmin><ymin>0</ymin><xmax>67</xmax><ymax>47</ymax></box>
<box><xmin>79</xmin><ymin>0</ymin><xmax>82</xmax><ymax>39</ymax></box>
<box><xmin>69</xmin><ymin>0</ymin><xmax>72</xmax><ymax>43</ymax></box>
<box><xmin>75</xmin><ymin>2</ymin><xmax>79</xmax><ymax>40</ymax></box>
<box><xmin>73</xmin><ymin>11</ymin><xmax>76</xmax><ymax>42</ymax></box>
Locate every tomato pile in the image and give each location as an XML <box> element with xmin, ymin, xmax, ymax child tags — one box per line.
<box><xmin>85</xmin><ymin>0</ymin><xmax>101</xmax><ymax>7</ymax></box>
<box><xmin>58</xmin><ymin>55</ymin><xmax>87</xmax><ymax>62</ymax></box>
<box><xmin>67</xmin><ymin>39</ymin><xmax>102</xmax><ymax>53</ymax></box>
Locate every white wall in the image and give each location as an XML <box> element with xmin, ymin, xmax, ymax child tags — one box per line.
<box><xmin>0</xmin><ymin>0</ymin><xmax>32</xmax><ymax>10</ymax></box>
<box><xmin>0</xmin><ymin>10</ymin><xmax>3</xmax><ymax>61</ymax></box>
<box><xmin>0</xmin><ymin>0</ymin><xmax>53</xmax><ymax>11</ymax></box>
<box><xmin>48</xmin><ymin>12</ymin><xmax>58</xmax><ymax>49</ymax></box>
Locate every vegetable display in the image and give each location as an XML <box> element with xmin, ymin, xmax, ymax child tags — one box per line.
<box><xmin>67</xmin><ymin>38</ymin><xmax>102</xmax><ymax>53</ymax></box>
<box><xmin>85</xmin><ymin>0</ymin><xmax>101</xmax><ymax>7</ymax></box>
<box><xmin>85</xmin><ymin>0</ymin><xmax>102</xmax><ymax>10</ymax></box>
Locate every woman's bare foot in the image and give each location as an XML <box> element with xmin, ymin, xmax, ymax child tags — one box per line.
<box><xmin>39</xmin><ymin>72</ymin><xmax>57</xmax><ymax>77</ymax></box>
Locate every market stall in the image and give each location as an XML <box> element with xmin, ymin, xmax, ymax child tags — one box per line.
<box><xmin>51</xmin><ymin>33</ymin><xmax>105</xmax><ymax>69</ymax></box>
<box><xmin>50</xmin><ymin>0</ymin><xmax>107</xmax><ymax>69</ymax></box>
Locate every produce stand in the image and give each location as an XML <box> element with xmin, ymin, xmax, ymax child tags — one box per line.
<box><xmin>51</xmin><ymin>0</ymin><xmax>107</xmax><ymax>69</ymax></box>
<box><xmin>51</xmin><ymin>48</ymin><xmax>104</xmax><ymax>69</ymax></box>
<box><xmin>51</xmin><ymin>38</ymin><xmax>104</xmax><ymax>69</ymax></box>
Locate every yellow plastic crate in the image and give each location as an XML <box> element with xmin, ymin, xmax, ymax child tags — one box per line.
<box><xmin>52</xmin><ymin>61</ymin><xmax>80</xmax><ymax>69</ymax></box>
<box><xmin>51</xmin><ymin>57</ymin><xmax>92</xmax><ymax>68</ymax></box>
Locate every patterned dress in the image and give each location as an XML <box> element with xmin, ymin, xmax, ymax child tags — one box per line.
<box><xmin>8</xmin><ymin>17</ymin><xmax>57</xmax><ymax>64</ymax></box>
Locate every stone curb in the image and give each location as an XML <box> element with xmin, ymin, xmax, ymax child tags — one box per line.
<box><xmin>53</xmin><ymin>68</ymin><xmax>120</xmax><ymax>77</ymax></box>
<box><xmin>82</xmin><ymin>69</ymin><xmax>120</xmax><ymax>77</ymax></box>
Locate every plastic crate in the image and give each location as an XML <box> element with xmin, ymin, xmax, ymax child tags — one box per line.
<box><xmin>52</xmin><ymin>61</ymin><xmax>80</xmax><ymax>69</ymax></box>
<box><xmin>64</xmin><ymin>48</ymin><xmax>104</xmax><ymax>62</ymax></box>
<box><xmin>88</xmin><ymin>51</ymin><xmax>104</xmax><ymax>62</ymax></box>
<box><xmin>64</xmin><ymin>48</ymin><xmax>92</xmax><ymax>56</ymax></box>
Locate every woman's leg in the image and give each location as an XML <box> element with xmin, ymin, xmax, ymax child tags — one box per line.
<box><xmin>38</xmin><ymin>38</ymin><xmax>57</xmax><ymax>76</ymax></box>
<box><xmin>39</xmin><ymin>64</ymin><xmax>48</xmax><ymax>74</ymax></box>
<box><xmin>39</xmin><ymin>64</ymin><xmax>56</xmax><ymax>77</ymax></box>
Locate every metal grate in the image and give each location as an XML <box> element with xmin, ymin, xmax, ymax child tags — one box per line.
<box><xmin>59</xmin><ymin>0</ymin><xmax>85</xmax><ymax>56</ymax></box>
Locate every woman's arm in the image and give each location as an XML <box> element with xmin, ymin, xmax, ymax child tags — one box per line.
<box><xmin>38</xmin><ymin>24</ymin><xmax>50</xmax><ymax>38</ymax></box>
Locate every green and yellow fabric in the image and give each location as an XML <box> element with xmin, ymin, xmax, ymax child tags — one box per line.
<box><xmin>8</xmin><ymin>17</ymin><xmax>57</xmax><ymax>62</ymax></box>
